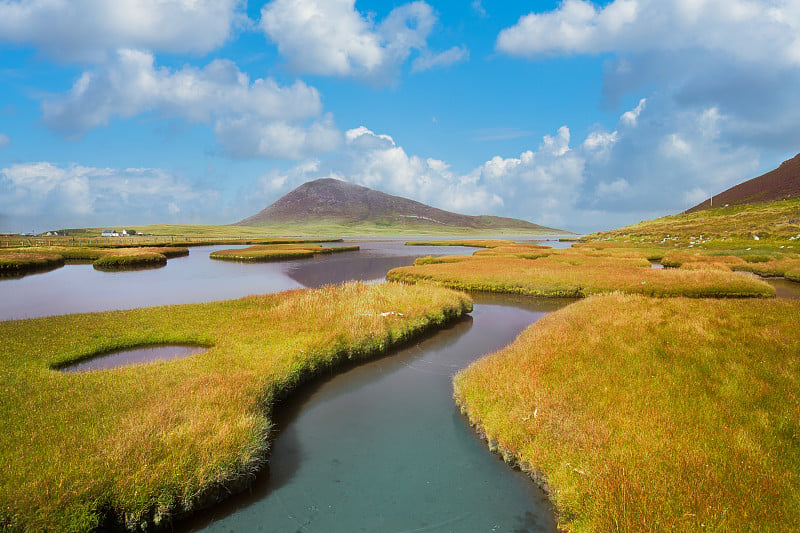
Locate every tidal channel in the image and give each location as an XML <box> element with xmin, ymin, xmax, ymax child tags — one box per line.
<box><xmin>0</xmin><ymin>239</ymin><xmax>570</xmax><ymax>531</ymax></box>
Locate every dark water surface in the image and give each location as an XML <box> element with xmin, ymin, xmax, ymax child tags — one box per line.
<box><xmin>186</xmin><ymin>298</ymin><xmax>569</xmax><ymax>533</ymax></box>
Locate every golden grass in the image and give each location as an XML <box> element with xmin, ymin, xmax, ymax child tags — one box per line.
<box><xmin>209</xmin><ymin>244</ymin><xmax>360</xmax><ymax>262</ymax></box>
<box><xmin>1</xmin><ymin>246</ymin><xmax>190</xmax><ymax>272</ymax></box>
<box><xmin>0</xmin><ymin>282</ymin><xmax>471</xmax><ymax>531</ymax></box>
<box><xmin>0</xmin><ymin>252</ymin><xmax>65</xmax><ymax>275</ymax></box>
<box><xmin>454</xmin><ymin>294</ymin><xmax>800</xmax><ymax>532</ymax></box>
<box><xmin>388</xmin><ymin>250</ymin><xmax>774</xmax><ymax>298</ymax></box>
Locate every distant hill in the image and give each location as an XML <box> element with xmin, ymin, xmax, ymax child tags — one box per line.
<box><xmin>237</xmin><ymin>178</ymin><xmax>570</xmax><ymax>235</ymax></box>
<box><xmin>687</xmin><ymin>152</ymin><xmax>800</xmax><ymax>213</ymax></box>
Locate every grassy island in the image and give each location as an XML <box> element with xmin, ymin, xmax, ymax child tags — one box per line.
<box><xmin>0</xmin><ymin>282</ymin><xmax>471</xmax><ymax>531</ymax></box>
<box><xmin>0</xmin><ymin>246</ymin><xmax>190</xmax><ymax>273</ymax></box>
<box><xmin>209</xmin><ymin>243</ymin><xmax>360</xmax><ymax>262</ymax></box>
<box><xmin>454</xmin><ymin>294</ymin><xmax>800</xmax><ymax>532</ymax></box>
<box><xmin>387</xmin><ymin>242</ymin><xmax>774</xmax><ymax>298</ymax></box>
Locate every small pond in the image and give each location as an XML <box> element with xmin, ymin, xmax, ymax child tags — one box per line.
<box><xmin>59</xmin><ymin>345</ymin><xmax>208</xmax><ymax>373</ymax></box>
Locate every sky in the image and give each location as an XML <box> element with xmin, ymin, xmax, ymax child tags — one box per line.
<box><xmin>1</xmin><ymin>0</ymin><xmax>799</xmax><ymax>234</ymax></box>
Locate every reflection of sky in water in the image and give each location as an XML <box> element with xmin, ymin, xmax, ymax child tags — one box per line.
<box><xmin>185</xmin><ymin>302</ymin><xmax>565</xmax><ymax>533</ymax></box>
<box><xmin>0</xmin><ymin>241</ymin><xmax>480</xmax><ymax>320</ymax></box>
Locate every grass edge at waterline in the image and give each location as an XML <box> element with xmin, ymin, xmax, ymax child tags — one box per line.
<box><xmin>453</xmin><ymin>294</ymin><xmax>800</xmax><ymax>532</ymax></box>
<box><xmin>0</xmin><ymin>282</ymin><xmax>471</xmax><ymax>532</ymax></box>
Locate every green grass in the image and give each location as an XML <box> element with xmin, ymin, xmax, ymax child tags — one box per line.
<box><xmin>454</xmin><ymin>294</ymin><xmax>800</xmax><ymax>532</ymax></box>
<box><xmin>587</xmin><ymin>197</ymin><xmax>800</xmax><ymax>246</ymax></box>
<box><xmin>387</xmin><ymin>247</ymin><xmax>774</xmax><ymax>298</ymax></box>
<box><xmin>0</xmin><ymin>282</ymin><xmax>471</xmax><ymax>531</ymax></box>
<box><xmin>209</xmin><ymin>244</ymin><xmax>360</xmax><ymax>262</ymax></box>
<box><xmin>92</xmin><ymin>252</ymin><xmax>168</xmax><ymax>271</ymax></box>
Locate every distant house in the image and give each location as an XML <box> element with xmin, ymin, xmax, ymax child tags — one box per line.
<box><xmin>101</xmin><ymin>230</ymin><xmax>119</xmax><ymax>237</ymax></box>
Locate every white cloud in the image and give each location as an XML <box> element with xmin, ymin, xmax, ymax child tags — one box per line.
<box><xmin>0</xmin><ymin>0</ymin><xmax>245</xmax><ymax>61</ymax></box>
<box><xmin>0</xmin><ymin>162</ymin><xmax>220</xmax><ymax>232</ymax></box>
<box><xmin>257</xmin><ymin>97</ymin><xmax>763</xmax><ymax>233</ymax></box>
<box><xmin>0</xmin><ymin>134</ymin><xmax>9</xmax><ymax>150</ymax></box>
<box><xmin>41</xmin><ymin>49</ymin><xmax>340</xmax><ymax>159</ymax></box>
<box><xmin>498</xmin><ymin>0</ymin><xmax>800</xmax><ymax>154</ymax></box>
<box><xmin>260</xmin><ymin>0</ymin><xmax>465</xmax><ymax>81</ymax></box>
<box><xmin>411</xmin><ymin>46</ymin><xmax>469</xmax><ymax>72</ymax></box>
<box><xmin>497</xmin><ymin>0</ymin><xmax>799</xmax><ymax>67</ymax></box>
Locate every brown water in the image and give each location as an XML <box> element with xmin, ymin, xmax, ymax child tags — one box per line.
<box><xmin>59</xmin><ymin>345</ymin><xmax>208</xmax><ymax>373</ymax></box>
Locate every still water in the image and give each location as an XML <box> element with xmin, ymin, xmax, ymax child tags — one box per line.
<box><xmin>0</xmin><ymin>239</ymin><xmax>565</xmax><ymax>532</ymax></box>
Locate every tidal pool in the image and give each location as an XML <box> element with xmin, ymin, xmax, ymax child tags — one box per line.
<box><xmin>59</xmin><ymin>344</ymin><xmax>208</xmax><ymax>373</ymax></box>
<box><xmin>184</xmin><ymin>298</ymin><xmax>570</xmax><ymax>533</ymax></box>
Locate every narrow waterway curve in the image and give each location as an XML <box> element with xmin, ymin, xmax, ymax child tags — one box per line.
<box><xmin>183</xmin><ymin>299</ymin><xmax>569</xmax><ymax>533</ymax></box>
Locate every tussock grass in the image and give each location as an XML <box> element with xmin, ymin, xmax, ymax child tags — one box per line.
<box><xmin>454</xmin><ymin>294</ymin><xmax>800</xmax><ymax>532</ymax></box>
<box><xmin>0</xmin><ymin>282</ymin><xmax>470</xmax><ymax>531</ymax></box>
<box><xmin>0</xmin><ymin>252</ymin><xmax>65</xmax><ymax>275</ymax></box>
<box><xmin>388</xmin><ymin>249</ymin><xmax>774</xmax><ymax>298</ymax></box>
<box><xmin>209</xmin><ymin>244</ymin><xmax>360</xmax><ymax>262</ymax></box>
<box><xmin>2</xmin><ymin>246</ymin><xmax>189</xmax><ymax>272</ymax></box>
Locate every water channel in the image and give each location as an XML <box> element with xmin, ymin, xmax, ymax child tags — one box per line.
<box><xmin>1</xmin><ymin>239</ymin><xmax>570</xmax><ymax>532</ymax></box>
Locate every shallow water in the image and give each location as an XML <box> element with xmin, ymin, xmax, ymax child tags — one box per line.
<box><xmin>1</xmin><ymin>239</ymin><xmax>566</xmax><ymax>531</ymax></box>
<box><xmin>185</xmin><ymin>299</ymin><xmax>567</xmax><ymax>533</ymax></box>
<box><xmin>0</xmin><ymin>241</ymin><xmax>477</xmax><ymax>321</ymax></box>
<box><xmin>60</xmin><ymin>345</ymin><xmax>207</xmax><ymax>373</ymax></box>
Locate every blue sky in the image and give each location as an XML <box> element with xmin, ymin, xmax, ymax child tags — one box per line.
<box><xmin>1</xmin><ymin>0</ymin><xmax>799</xmax><ymax>234</ymax></box>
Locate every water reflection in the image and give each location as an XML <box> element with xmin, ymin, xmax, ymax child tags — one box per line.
<box><xmin>60</xmin><ymin>345</ymin><xmax>207</xmax><ymax>373</ymax></box>
<box><xmin>185</xmin><ymin>301</ymin><xmax>566</xmax><ymax>533</ymax></box>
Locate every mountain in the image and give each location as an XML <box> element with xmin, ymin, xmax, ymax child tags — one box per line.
<box><xmin>687</xmin><ymin>152</ymin><xmax>800</xmax><ymax>213</ymax></box>
<box><xmin>237</xmin><ymin>178</ymin><xmax>569</xmax><ymax>234</ymax></box>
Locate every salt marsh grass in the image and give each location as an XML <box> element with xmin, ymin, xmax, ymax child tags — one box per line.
<box><xmin>0</xmin><ymin>282</ymin><xmax>470</xmax><ymax>531</ymax></box>
<box><xmin>454</xmin><ymin>294</ymin><xmax>800</xmax><ymax>532</ymax></box>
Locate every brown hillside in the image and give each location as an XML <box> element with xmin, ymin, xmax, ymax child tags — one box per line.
<box><xmin>237</xmin><ymin>178</ymin><xmax>566</xmax><ymax>233</ymax></box>
<box><xmin>687</xmin><ymin>152</ymin><xmax>800</xmax><ymax>213</ymax></box>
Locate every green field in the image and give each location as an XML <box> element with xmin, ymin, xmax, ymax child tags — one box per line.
<box><xmin>0</xmin><ymin>283</ymin><xmax>471</xmax><ymax>531</ymax></box>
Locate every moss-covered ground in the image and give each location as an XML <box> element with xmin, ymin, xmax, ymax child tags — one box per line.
<box><xmin>0</xmin><ymin>282</ymin><xmax>471</xmax><ymax>532</ymax></box>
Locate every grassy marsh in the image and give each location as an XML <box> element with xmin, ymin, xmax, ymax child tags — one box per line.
<box><xmin>0</xmin><ymin>252</ymin><xmax>65</xmax><ymax>275</ymax></box>
<box><xmin>387</xmin><ymin>245</ymin><xmax>774</xmax><ymax>298</ymax></box>
<box><xmin>0</xmin><ymin>282</ymin><xmax>471</xmax><ymax>532</ymax></box>
<box><xmin>0</xmin><ymin>246</ymin><xmax>190</xmax><ymax>273</ymax></box>
<box><xmin>209</xmin><ymin>243</ymin><xmax>360</xmax><ymax>262</ymax></box>
<box><xmin>454</xmin><ymin>294</ymin><xmax>800</xmax><ymax>532</ymax></box>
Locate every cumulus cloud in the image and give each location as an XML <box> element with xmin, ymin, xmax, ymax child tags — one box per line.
<box><xmin>498</xmin><ymin>1</ymin><xmax>800</xmax><ymax>152</ymax></box>
<box><xmin>0</xmin><ymin>0</ymin><xmax>245</xmax><ymax>61</ymax></box>
<box><xmin>497</xmin><ymin>0</ymin><xmax>800</xmax><ymax>66</ymax></box>
<box><xmin>0</xmin><ymin>162</ymin><xmax>220</xmax><ymax>232</ymax></box>
<box><xmin>41</xmin><ymin>49</ymin><xmax>341</xmax><ymax>159</ymax></box>
<box><xmin>260</xmin><ymin>0</ymin><xmax>466</xmax><ymax>81</ymax></box>
<box><xmin>252</xmin><ymin>97</ymin><xmax>764</xmax><ymax>233</ymax></box>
